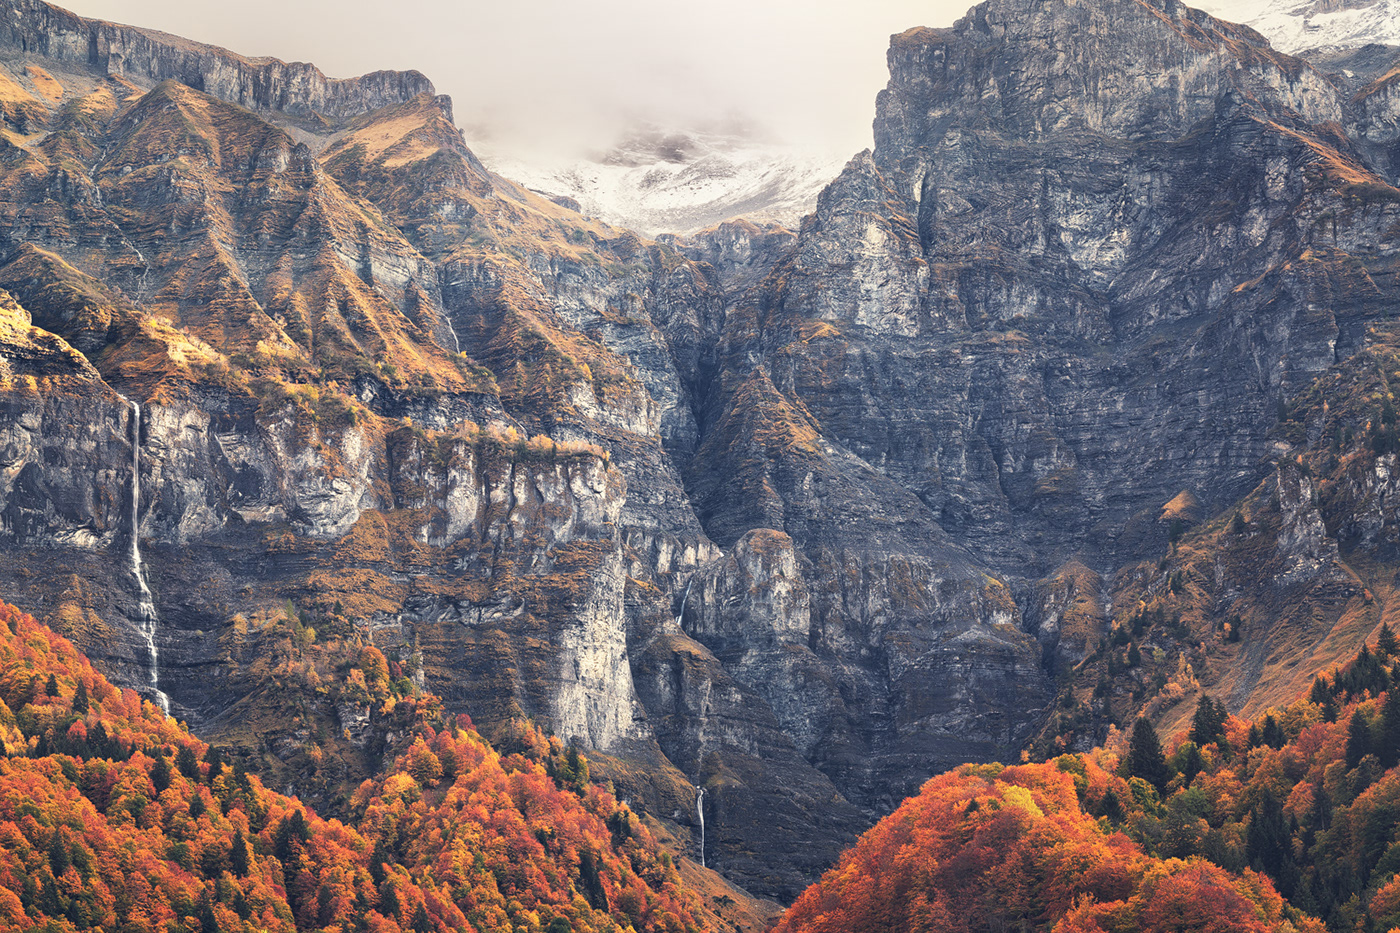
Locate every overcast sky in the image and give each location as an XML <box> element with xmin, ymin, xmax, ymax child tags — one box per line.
<box><xmin>57</xmin><ymin>0</ymin><xmax>985</xmax><ymax>159</ymax></box>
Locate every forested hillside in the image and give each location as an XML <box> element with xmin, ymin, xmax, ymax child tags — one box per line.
<box><xmin>0</xmin><ymin>600</ymin><xmax>760</xmax><ymax>932</ymax></box>
<box><xmin>775</xmin><ymin>634</ymin><xmax>1400</xmax><ymax>933</ymax></box>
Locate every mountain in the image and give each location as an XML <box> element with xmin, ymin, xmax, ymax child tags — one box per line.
<box><xmin>680</xmin><ymin>0</ymin><xmax>1400</xmax><ymax>816</ymax></box>
<box><xmin>480</xmin><ymin>124</ymin><xmax>846</xmax><ymax>237</ymax></box>
<box><xmin>1</xmin><ymin>0</ymin><xmax>1400</xmax><ymax>908</ymax></box>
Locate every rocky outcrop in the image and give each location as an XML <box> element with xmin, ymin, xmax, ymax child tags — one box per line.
<box><xmin>1352</xmin><ymin>64</ymin><xmax>1400</xmax><ymax>179</ymax></box>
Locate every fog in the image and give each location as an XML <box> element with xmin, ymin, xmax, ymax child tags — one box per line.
<box><xmin>57</xmin><ymin>0</ymin><xmax>984</xmax><ymax>159</ymax></box>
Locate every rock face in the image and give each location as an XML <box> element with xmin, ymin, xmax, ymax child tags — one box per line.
<box><xmin>1</xmin><ymin>0</ymin><xmax>1400</xmax><ymax>905</ymax></box>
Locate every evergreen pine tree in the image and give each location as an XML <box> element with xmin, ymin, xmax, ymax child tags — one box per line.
<box><xmin>1347</xmin><ymin>709</ymin><xmax>1373</xmax><ymax>770</ymax></box>
<box><xmin>1261</xmin><ymin>714</ymin><xmax>1286</xmax><ymax>750</ymax></box>
<box><xmin>230</xmin><ymin>829</ymin><xmax>250</xmax><ymax>877</ymax></box>
<box><xmin>71</xmin><ymin>679</ymin><xmax>88</xmax><ymax>715</ymax></box>
<box><xmin>1380</xmin><ymin>623</ymin><xmax>1399</xmax><ymax>658</ymax></box>
<box><xmin>380</xmin><ymin>884</ymin><xmax>400</xmax><ymax>920</ymax></box>
<box><xmin>199</xmin><ymin>892</ymin><xmax>219</xmax><ymax>933</ymax></box>
<box><xmin>176</xmin><ymin>744</ymin><xmax>200</xmax><ymax>781</ymax></box>
<box><xmin>1380</xmin><ymin>683</ymin><xmax>1400</xmax><ymax>769</ymax></box>
<box><xmin>1190</xmin><ymin>694</ymin><xmax>1228</xmax><ymax>747</ymax></box>
<box><xmin>46</xmin><ymin>831</ymin><xmax>69</xmax><ymax>875</ymax></box>
<box><xmin>44</xmin><ymin>674</ymin><xmax>58</xmax><ymax>697</ymax></box>
<box><xmin>1247</xmin><ymin>788</ymin><xmax>1291</xmax><ymax>881</ymax></box>
<box><xmin>89</xmin><ymin>721</ymin><xmax>111</xmax><ymax>759</ymax></box>
<box><xmin>1123</xmin><ymin>717</ymin><xmax>1173</xmax><ymax>792</ymax></box>
<box><xmin>151</xmin><ymin>752</ymin><xmax>172</xmax><ymax>793</ymax></box>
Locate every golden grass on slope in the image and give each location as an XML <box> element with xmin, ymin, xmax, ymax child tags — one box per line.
<box><xmin>0</xmin><ymin>65</ymin><xmax>43</xmax><ymax>108</ymax></box>
<box><xmin>62</xmin><ymin>84</ymin><xmax>117</xmax><ymax>123</ymax></box>
<box><xmin>22</xmin><ymin>65</ymin><xmax>64</xmax><ymax>102</ymax></box>
<box><xmin>330</xmin><ymin>105</ymin><xmax>447</xmax><ymax>167</ymax></box>
<box><xmin>1160</xmin><ymin>490</ymin><xmax>1203</xmax><ymax>523</ymax></box>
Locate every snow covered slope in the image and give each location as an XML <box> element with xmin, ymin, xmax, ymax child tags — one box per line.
<box><xmin>480</xmin><ymin>124</ymin><xmax>845</xmax><ymax>237</ymax></box>
<box><xmin>1198</xmin><ymin>0</ymin><xmax>1400</xmax><ymax>54</ymax></box>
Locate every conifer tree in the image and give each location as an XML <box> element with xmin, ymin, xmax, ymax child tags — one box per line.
<box><xmin>151</xmin><ymin>752</ymin><xmax>171</xmax><ymax>793</ymax></box>
<box><xmin>1379</xmin><ymin>682</ymin><xmax>1400</xmax><ymax>769</ymax></box>
<box><xmin>1347</xmin><ymin>709</ymin><xmax>1373</xmax><ymax>770</ymax></box>
<box><xmin>1261</xmin><ymin>713</ymin><xmax>1285</xmax><ymax>750</ymax></box>
<box><xmin>230</xmin><ymin>829</ymin><xmax>251</xmax><ymax>877</ymax></box>
<box><xmin>71</xmin><ymin>678</ymin><xmax>88</xmax><ymax>714</ymax></box>
<box><xmin>176</xmin><ymin>744</ymin><xmax>200</xmax><ymax>780</ymax></box>
<box><xmin>1123</xmin><ymin>717</ymin><xmax>1173</xmax><ymax>792</ymax></box>
<box><xmin>1380</xmin><ymin>623</ymin><xmax>1399</xmax><ymax>658</ymax></box>
<box><xmin>1247</xmin><ymin>788</ymin><xmax>1289</xmax><ymax>876</ymax></box>
<box><xmin>1190</xmin><ymin>693</ymin><xmax>1227</xmax><ymax>747</ymax></box>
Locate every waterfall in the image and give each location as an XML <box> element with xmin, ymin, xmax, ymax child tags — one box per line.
<box><xmin>675</xmin><ymin>577</ymin><xmax>694</xmax><ymax>628</ymax></box>
<box><xmin>119</xmin><ymin>396</ymin><xmax>169</xmax><ymax>714</ymax></box>
<box><xmin>695</xmin><ymin>784</ymin><xmax>706</xmax><ymax>868</ymax></box>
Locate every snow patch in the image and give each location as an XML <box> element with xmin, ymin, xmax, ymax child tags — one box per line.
<box><xmin>1200</xmin><ymin>0</ymin><xmax>1400</xmax><ymax>54</ymax></box>
<box><xmin>478</xmin><ymin>124</ymin><xmax>845</xmax><ymax>236</ymax></box>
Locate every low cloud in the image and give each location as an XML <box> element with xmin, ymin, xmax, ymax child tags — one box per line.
<box><xmin>62</xmin><ymin>0</ymin><xmax>975</xmax><ymax>158</ymax></box>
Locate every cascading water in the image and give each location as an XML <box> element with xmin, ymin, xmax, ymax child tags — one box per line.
<box><xmin>119</xmin><ymin>396</ymin><xmax>169</xmax><ymax>714</ymax></box>
<box><xmin>695</xmin><ymin>784</ymin><xmax>706</xmax><ymax>868</ymax></box>
<box><xmin>675</xmin><ymin>577</ymin><xmax>693</xmax><ymax>628</ymax></box>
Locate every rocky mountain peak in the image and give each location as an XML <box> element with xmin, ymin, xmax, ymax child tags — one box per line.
<box><xmin>877</xmin><ymin>0</ymin><xmax>1337</xmax><ymax>181</ymax></box>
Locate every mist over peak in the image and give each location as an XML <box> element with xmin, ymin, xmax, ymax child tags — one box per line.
<box><xmin>58</xmin><ymin>0</ymin><xmax>973</xmax><ymax>165</ymax></box>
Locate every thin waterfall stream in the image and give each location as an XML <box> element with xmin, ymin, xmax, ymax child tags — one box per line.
<box><xmin>118</xmin><ymin>395</ymin><xmax>169</xmax><ymax>714</ymax></box>
<box><xmin>675</xmin><ymin>577</ymin><xmax>693</xmax><ymax>628</ymax></box>
<box><xmin>695</xmin><ymin>784</ymin><xmax>706</xmax><ymax>869</ymax></box>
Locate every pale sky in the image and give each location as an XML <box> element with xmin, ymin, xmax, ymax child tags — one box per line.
<box><xmin>56</xmin><ymin>0</ymin><xmax>977</xmax><ymax>158</ymax></box>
